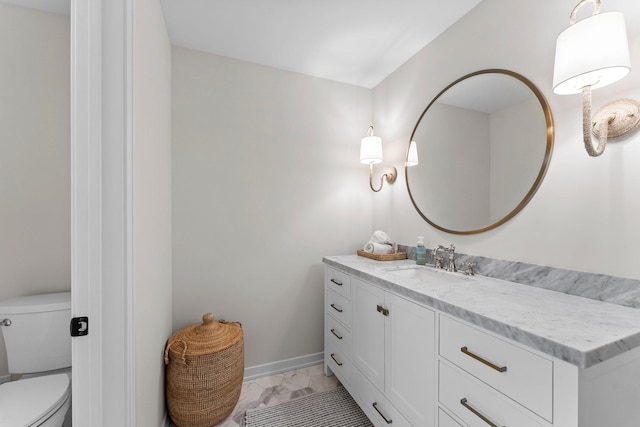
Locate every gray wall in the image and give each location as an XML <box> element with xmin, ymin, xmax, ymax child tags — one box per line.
<box><xmin>133</xmin><ymin>0</ymin><xmax>173</xmax><ymax>424</ymax></box>
<box><xmin>0</xmin><ymin>3</ymin><xmax>70</xmax><ymax>379</ymax></box>
<box><xmin>171</xmin><ymin>46</ymin><xmax>373</xmax><ymax>368</ymax></box>
<box><xmin>372</xmin><ymin>0</ymin><xmax>640</xmax><ymax>280</ymax></box>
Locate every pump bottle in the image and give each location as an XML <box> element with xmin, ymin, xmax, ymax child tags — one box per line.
<box><xmin>416</xmin><ymin>236</ymin><xmax>426</xmax><ymax>265</ymax></box>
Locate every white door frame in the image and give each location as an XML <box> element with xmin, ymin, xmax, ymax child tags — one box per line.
<box><xmin>71</xmin><ymin>0</ymin><xmax>135</xmax><ymax>425</ymax></box>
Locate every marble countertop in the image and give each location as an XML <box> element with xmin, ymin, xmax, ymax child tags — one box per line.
<box><xmin>323</xmin><ymin>255</ymin><xmax>640</xmax><ymax>368</ymax></box>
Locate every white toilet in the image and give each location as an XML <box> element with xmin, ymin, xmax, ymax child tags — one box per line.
<box><xmin>0</xmin><ymin>292</ymin><xmax>72</xmax><ymax>427</ymax></box>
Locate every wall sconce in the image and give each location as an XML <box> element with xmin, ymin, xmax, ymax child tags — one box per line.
<box><xmin>406</xmin><ymin>140</ymin><xmax>419</xmax><ymax>167</ymax></box>
<box><xmin>553</xmin><ymin>0</ymin><xmax>640</xmax><ymax>157</ymax></box>
<box><xmin>360</xmin><ymin>126</ymin><xmax>397</xmax><ymax>192</ymax></box>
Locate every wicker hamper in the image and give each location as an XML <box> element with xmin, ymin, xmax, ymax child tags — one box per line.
<box><xmin>164</xmin><ymin>313</ymin><xmax>244</xmax><ymax>427</ymax></box>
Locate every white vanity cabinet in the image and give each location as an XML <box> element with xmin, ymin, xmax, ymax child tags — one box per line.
<box><xmin>437</xmin><ymin>314</ymin><xmax>640</xmax><ymax>427</ymax></box>
<box><xmin>326</xmin><ymin>268</ymin><xmax>436</xmax><ymax>427</ymax></box>
<box><xmin>439</xmin><ymin>315</ymin><xmax>552</xmax><ymax>425</ymax></box>
<box><xmin>324</xmin><ymin>267</ymin><xmax>353</xmax><ymax>387</ymax></box>
<box><xmin>351</xmin><ymin>278</ymin><xmax>385</xmax><ymax>391</ymax></box>
<box><xmin>324</xmin><ymin>257</ymin><xmax>640</xmax><ymax>427</ymax></box>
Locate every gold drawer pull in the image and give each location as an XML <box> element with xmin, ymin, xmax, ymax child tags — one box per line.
<box><xmin>330</xmin><ymin>303</ymin><xmax>343</xmax><ymax>313</ymax></box>
<box><xmin>460</xmin><ymin>398</ymin><xmax>504</xmax><ymax>427</ymax></box>
<box><xmin>330</xmin><ymin>329</ymin><xmax>343</xmax><ymax>340</ymax></box>
<box><xmin>372</xmin><ymin>402</ymin><xmax>393</xmax><ymax>424</ymax></box>
<box><xmin>376</xmin><ymin>304</ymin><xmax>389</xmax><ymax>316</ymax></box>
<box><xmin>330</xmin><ymin>278</ymin><xmax>343</xmax><ymax>286</ymax></box>
<box><xmin>461</xmin><ymin>346</ymin><xmax>507</xmax><ymax>373</ymax></box>
<box><xmin>330</xmin><ymin>353</ymin><xmax>343</xmax><ymax>366</ymax></box>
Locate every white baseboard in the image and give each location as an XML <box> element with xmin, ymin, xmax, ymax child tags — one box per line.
<box><xmin>243</xmin><ymin>352</ymin><xmax>324</xmax><ymax>382</ymax></box>
<box><xmin>0</xmin><ymin>374</ymin><xmax>10</xmax><ymax>385</ymax></box>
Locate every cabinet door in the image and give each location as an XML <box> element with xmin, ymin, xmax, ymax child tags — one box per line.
<box><xmin>386</xmin><ymin>292</ymin><xmax>436</xmax><ymax>426</ymax></box>
<box><xmin>352</xmin><ymin>278</ymin><xmax>386</xmax><ymax>391</ymax></box>
<box><xmin>439</xmin><ymin>408</ymin><xmax>464</xmax><ymax>427</ymax></box>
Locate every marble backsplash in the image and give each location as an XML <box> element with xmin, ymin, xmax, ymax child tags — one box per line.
<box><xmin>400</xmin><ymin>245</ymin><xmax>640</xmax><ymax>310</ymax></box>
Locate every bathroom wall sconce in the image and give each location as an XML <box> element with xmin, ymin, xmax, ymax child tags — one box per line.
<box><xmin>553</xmin><ymin>0</ymin><xmax>640</xmax><ymax>157</ymax></box>
<box><xmin>360</xmin><ymin>126</ymin><xmax>397</xmax><ymax>192</ymax></box>
<box><xmin>406</xmin><ymin>140</ymin><xmax>419</xmax><ymax>167</ymax></box>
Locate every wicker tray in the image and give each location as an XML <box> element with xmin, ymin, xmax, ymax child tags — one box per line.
<box><xmin>357</xmin><ymin>249</ymin><xmax>407</xmax><ymax>261</ymax></box>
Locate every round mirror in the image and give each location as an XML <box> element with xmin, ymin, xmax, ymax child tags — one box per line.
<box><xmin>406</xmin><ymin>69</ymin><xmax>554</xmax><ymax>234</ymax></box>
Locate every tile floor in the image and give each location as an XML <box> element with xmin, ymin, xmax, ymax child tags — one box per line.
<box><xmin>169</xmin><ymin>363</ymin><xmax>340</xmax><ymax>427</ymax></box>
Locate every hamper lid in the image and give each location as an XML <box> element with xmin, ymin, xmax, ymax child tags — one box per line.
<box><xmin>164</xmin><ymin>313</ymin><xmax>243</xmax><ymax>364</ymax></box>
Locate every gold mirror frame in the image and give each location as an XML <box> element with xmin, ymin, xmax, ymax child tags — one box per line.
<box><xmin>406</xmin><ymin>69</ymin><xmax>555</xmax><ymax>235</ymax></box>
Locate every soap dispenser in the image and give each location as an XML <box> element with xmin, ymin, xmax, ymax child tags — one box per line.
<box><xmin>416</xmin><ymin>236</ymin><xmax>426</xmax><ymax>265</ymax></box>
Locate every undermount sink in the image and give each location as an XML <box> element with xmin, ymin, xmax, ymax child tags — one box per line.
<box><xmin>382</xmin><ymin>265</ymin><xmax>475</xmax><ymax>282</ymax></box>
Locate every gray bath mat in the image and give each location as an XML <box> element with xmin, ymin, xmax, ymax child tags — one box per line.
<box><xmin>244</xmin><ymin>386</ymin><xmax>373</xmax><ymax>427</ymax></box>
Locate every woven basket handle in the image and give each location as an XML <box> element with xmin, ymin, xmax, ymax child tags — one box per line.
<box><xmin>219</xmin><ymin>319</ymin><xmax>243</xmax><ymax>328</ymax></box>
<box><xmin>164</xmin><ymin>339</ymin><xmax>188</xmax><ymax>365</ymax></box>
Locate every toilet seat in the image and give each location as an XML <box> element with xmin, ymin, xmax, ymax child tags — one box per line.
<box><xmin>0</xmin><ymin>374</ymin><xmax>70</xmax><ymax>426</ymax></box>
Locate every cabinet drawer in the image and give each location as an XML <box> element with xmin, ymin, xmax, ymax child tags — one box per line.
<box><xmin>326</xmin><ymin>314</ymin><xmax>351</xmax><ymax>357</ymax></box>
<box><xmin>439</xmin><ymin>315</ymin><xmax>552</xmax><ymax>421</ymax></box>
<box><xmin>352</xmin><ymin>366</ymin><xmax>411</xmax><ymax>427</ymax></box>
<box><xmin>326</xmin><ymin>344</ymin><xmax>351</xmax><ymax>386</ymax></box>
<box><xmin>439</xmin><ymin>361</ymin><xmax>544</xmax><ymax>427</ymax></box>
<box><xmin>327</xmin><ymin>290</ymin><xmax>352</xmax><ymax>329</ymax></box>
<box><xmin>326</xmin><ymin>267</ymin><xmax>351</xmax><ymax>299</ymax></box>
<box><xmin>439</xmin><ymin>408</ymin><xmax>464</xmax><ymax>427</ymax></box>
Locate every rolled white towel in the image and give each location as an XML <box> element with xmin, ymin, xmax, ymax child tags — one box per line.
<box><xmin>364</xmin><ymin>241</ymin><xmax>393</xmax><ymax>255</ymax></box>
<box><xmin>370</xmin><ymin>230</ymin><xmax>390</xmax><ymax>244</ymax></box>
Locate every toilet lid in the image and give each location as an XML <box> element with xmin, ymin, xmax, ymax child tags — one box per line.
<box><xmin>0</xmin><ymin>374</ymin><xmax>70</xmax><ymax>426</ymax></box>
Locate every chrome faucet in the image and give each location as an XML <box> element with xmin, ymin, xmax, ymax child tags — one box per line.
<box><xmin>446</xmin><ymin>243</ymin><xmax>457</xmax><ymax>272</ymax></box>
<box><xmin>432</xmin><ymin>245</ymin><xmax>446</xmax><ymax>269</ymax></box>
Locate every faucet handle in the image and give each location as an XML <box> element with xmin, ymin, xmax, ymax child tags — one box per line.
<box><xmin>463</xmin><ymin>262</ymin><xmax>476</xmax><ymax>276</ymax></box>
<box><xmin>448</xmin><ymin>243</ymin><xmax>456</xmax><ymax>252</ymax></box>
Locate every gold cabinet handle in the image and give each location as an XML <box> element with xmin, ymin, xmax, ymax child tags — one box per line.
<box><xmin>330</xmin><ymin>303</ymin><xmax>343</xmax><ymax>313</ymax></box>
<box><xmin>330</xmin><ymin>353</ymin><xmax>343</xmax><ymax>366</ymax></box>
<box><xmin>460</xmin><ymin>398</ymin><xmax>504</xmax><ymax>427</ymax></box>
<box><xmin>460</xmin><ymin>346</ymin><xmax>507</xmax><ymax>373</ymax></box>
<box><xmin>330</xmin><ymin>278</ymin><xmax>343</xmax><ymax>286</ymax></box>
<box><xmin>330</xmin><ymin>328</ymin><xmax>343</xmax><ymax>340</ymax></box>
<box><xmin>376</xmin><ymin>304</ymin><xmax>389</xmax><ymax>316</ymax></box>
<box><xmin>372</xmin><ymin>402</ymin><xmax>393</xmax><ymax>424</ymax></box>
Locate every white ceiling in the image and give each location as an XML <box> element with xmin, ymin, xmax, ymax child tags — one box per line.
<box><xmin>159</xmin><ymin>0</ymin><xmax>482</xmax><ymax>88</ymax></box>
<box><xmin>2</xmin><ymin>0</ymin><xmax>483</xmax><ymax>88</ymax></box>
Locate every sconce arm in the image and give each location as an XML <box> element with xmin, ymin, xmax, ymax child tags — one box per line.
<box><xmin>369</xmin><ymin>163</ymin><xmax>397</xmax><ymax>192</ymax></box>
<box><xmin>582</xmin><ymin>85</ymin><xmax>607</xmax><ymax>157</ymax></box>
<box><xmin>582</xmin><ymin>85</ymin><xmax>640</xmax><ymax>157</ymax></box>
<box><xmin>570</xmin><ymin>0</ymin><xmax>601</xmax><ymax>25</ymax></box>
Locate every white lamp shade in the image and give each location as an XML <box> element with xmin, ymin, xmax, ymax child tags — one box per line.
<box><xmin>360</xmin><ymin>135</ymin><xmax>383</xmax><ymax>164</ymax></box>
<box><xmin>553</xmin><ymin>12</ymin><xmax>630</xmax><ymax>95</ymax></box>
<box><xmin>406</xmin><ymin>140</ymin><xmax>419</xmax><ymax>166</ymax></box>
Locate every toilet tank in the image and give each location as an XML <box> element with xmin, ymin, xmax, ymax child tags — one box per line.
<box><xmin>0</xmin><ymin>292</ymin><xmax>71</xmax><ymax>374</ymax></box>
